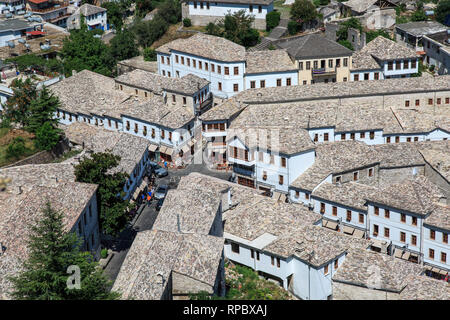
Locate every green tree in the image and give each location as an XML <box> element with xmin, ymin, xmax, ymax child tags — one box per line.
<box><xmin>183</xmin><ymin>18</ymin><xmax>192</xmax><ymax>27</ymax></box>
<box><xmin>205</xmin><ymin>22</ymin><xmax>222</xmax><ymax>36</ymax></box>
<box><xmin>435</xmin><ymin>0</ymin><xmax>450</xmax><ymax>26</ymax></box>
<box><xmin>157</xmin><ymin>0</ymin><xmax>181</xmax><ymax>24</ymax></box>
<box><xmin>336</xmin><ymin>17</ymin><xmax>362</xmax><ymax>41</ymax></box>
<box><xmin>266</xmin><ymin>11</ymin><xmax>281</xmax><ymax>31</ymax></box>
<box><xmin>411</xmin><ymin>9</ymin><xmax>427</xmax><ymax>21</ymax></box>
<box><xmin>133</xmin><ymin>15</ymin><xmax>169</xmax><ymax>48</ymax></box>
<box><xmin>74</xmin><ymin>152</ymin><xmax>130</xmax><ymax>236</ymax></box>
<box><xmin>1</xmin><ymin>78</ymin><xmax>37</xmax><ymax>127</ymax></box>
<box><xmin>143</xmin><ymin>47</ymin><xmax>157</xmax><ymax>61</ymax></box>
<box><xmin>8</xmin><ymin>202</ymin><xmax>120</xmax><ymax>300</ymax></box>
<box><xmin>27</xmin><ymin>87</ymin><xmax>60</xmax><ymax>134</ymax></box>
<box><xmin>6</xmin><ymin>137</ymin><xmax>27</xmax><ymax>159</ymax></box>
<box><xmin>34</xmin><ymin>122</ymin><xmax>61</xmax><ymax>151</ymax></box>
<box><xmin>102</xmin><ymin>1</ymin><xmax>125</xmax><ymax>31</ymax></box>
<box><xmin>135</xmin><ymin>0</ymin><xmax>153</xmax><ymax>17</ymax></box>
<box><xmin>288</xmin><ymin>20</ymin><xmax>300</xmax><ymax>35</ymax></box>
<box><xmin>61</xmin><ymin>23</ymin><xmax>116</xmax><ymax>77</ymax></box>
<box><xmin>290</xmin><ymin>0</ymin><xmax>317</xmax><ymax>24</ymax></box>
<box><xmin>110</xmin><ymin>29</ymin><xmax>139</xmax><ymax>61</ymax></box>
<box><xmin>210</xmin><ymin>10</ymin><xmax>260</xmax><ymax>47</ymax></box>
<box><xmin>338</xmin><ymin>39</ymin><xmax>354</xmax><ymax>50</ymax></box>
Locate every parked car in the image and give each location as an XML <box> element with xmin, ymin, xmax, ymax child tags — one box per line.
<box><xmin>156</xmin><ymin>197</ymin><xmax>165</xmax><ymax>211</ymax></box>
<box><xmin>154</xmin><ymin>184</ymin><xmax>169</xmax><ymax>200</ymax></box>
<box><xmin>148</xmin><ymin>161</ymin><xmax>168</xmax><ymax>177</ymax></box>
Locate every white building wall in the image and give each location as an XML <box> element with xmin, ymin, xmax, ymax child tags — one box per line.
<box><xmin>308</xmin><ymin>127</ymin><xmax>335</xmax><ymax>143</ymax></box>
<box><xmin>423</xmin><ymin>226</ymin><xmax>450</xmax><ymax>271</ymax></box>
<box><xmin>312</xmin><ymin>198</ymin><xmax>367</xmax><ymax>230</ymax></box>
<box><xmin>245</xmin><ymin>71</ymin><xmax>299</xmax><ymax>89</ymax></box>
<box><xmin>335</xmin><ymin>130</ymin><xmax>383</xmax><ymax>145</ymax></box>
<box><xmin>381</xmin><ymin>59</ymin><xmax>419</xmax><ymax>78</ymax></box>
<box><xmin>187</xmin><ymin>1</ymin><xmax>272</xmax><ymax>20</ymax></box>
<box><xmin>350</xmin><ymin>69</ymin><xmax>384</xmax><ymax>81</ymax></box>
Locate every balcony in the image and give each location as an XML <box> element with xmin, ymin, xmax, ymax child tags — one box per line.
<box><xmin>31</xmin><ymin>2</ymin><xmax>69</xmax><ymax>13</ymax></box>
<box><xmin>233</xmin><ymin>165</ymin><xmax>255</xmax><ymax>178</ymax></box>
<box><xmin>312</xmin><ymin>67</ymin><xmax>337</xmax><ymax>77</ymax></box>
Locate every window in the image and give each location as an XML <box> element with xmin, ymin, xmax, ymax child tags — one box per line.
<box><xmin>407</xmin><ymin>137</ymin><xmax>411</xmax><ymax>142</ymax></box>
<box><xmin>172</xmin><ymin>94</ymin><xmax>176</xmax><ymax>102</ymax></box>
<box><xmin>400</xmin><ymin>232</ymin><xmax>406</xmax><ymax>242</ymax></box>
<box><xmin>281</xmin><ymin>157</ymin><xmax>286</xmax><ymax>168</ymax></box>
<box><xmin>334</xmin><ymin>260</ymin><xmax>339</xmax><ymax>269</ymax></box>
<box><xmin>341</xmin><ymin>133</ymin><xmax>346</xmax><ymax>140</ymax></box>
<box><xmin>374</xmin><ymin>72</ymin><xmax>379</xmax><ymax>80</ymax></box>
<box><xmin>396</xmin><ymin>60</ymin><xmax>402</xmax><ymax>70</ymax></box>
<box><xmin>405</xmin><ymin>100</ymin><xmax>410</xmax><ymax>107</ymax></box>
<box><xmin>193</xmin><ymin>59</ymin><xmax>196</xmax><ymax>68</ymax></box>
<box><xmin>428</xmin><ymin>98</ymin><xmax>433</xmax><ymax>105</ymax></box>
<box><xmin>373</xmin><ymin>224</ymin><xmax>379</xmax><ymax>236</ymax></box>
<box><xmin>411</xmin><ymin>235</ymin><xmax>417</xmax><ymax>246</ymax></box>
<box><xmin>313</xmin><ymin>61</ymin><xmax>318</xmax><ymax>69</ymax></box>
<box><xmin>320</xmin><ymin>203</ymin><xmax>325</xmax><ymax>214</ymax></box>
<box><xmin>277</xmin><ymin>257</ymin><xmax>280</xmax><ymax>268</ymax></box>
<box><xmin>183</xmin><ymin>97</ymin><xmax>187</xmax><ymax>105</ymax></box>
<box><xmin>350</xmin><ymin>133</ymin><xmax>355</xmax><ymax>140</ymax></box>
<box><xmin>324</xmin><ymin>133</ymin><xmax>329</xmax><ymax>141</ymax></box>
<box><xmin>262</xmin><ymin>171</ymin><xmax>267</xmax><ymax>181</ymax></box>
<box><xmin>249</xmin><ymin>4</ymin><xmax>253</xmax><ymax>11</ymax></box>
<box><xmin>199</xmin><ymin>61</ymin><xmax>202</xmax><ymax>69</ymax></box>
<box><xmin>359</xmin><ymin>213</ymin><xmax>364</xmax><ymax>223</ymax></box>
<box><xmin>346</xmin><ymin>210</ymin><xmax>352</xmax><ymax>222</ymax></box>
<box><xmin>277</xmin><ymin>78</ymin><xmax>282</xmax><ymax>87</ymax></box>
<box><xmin>443</xmin><ymin>233</ymin><xmax>448</xmax><ymax>244</ymax></box>
<box><xmin>354</xmin><ymin>74</ymin><xmax>359</xmax><ymax>81</ymax></box>
<box><xmin>314</xmin><ymin>134</ymin><xmax>318</xmax><ymax>142</ymax></box>
<box><xmin>286</xmin><ymin>78</ymin><xmax>291</xmax><ymax>86</ymax></box>
<box><xmin>205</xmin><ymin>62</ymin><xmax>208</xmax><ymax>71</ymax></box>
<box><xmin>152</xmin><ymin>128</ymin><xmax>155</xmax><ymax>138</ymax></box>
<box><xmin>360</xmin><ymin>132</ymin><xmax>365</xmax><ymax>139</ymax></box>
<box><xmin>395</xmin><ymin>136</ymin><xmax>400</xmax><ymax>143</ymax></box>
<box><xmin>251</xmin><ymin>249</ymin><xmax>254</xmax><ymax>258</ymax></box>
<box><xmin>368</xmin><ymin>168</ymin><xmax>373</xmax><ymax>177</ymax></box>
<box><xmin>231</xmin><ymin>243</ymin><xmax>240</xmax><ymax>254</ymax></box>
<box><xmin>414</xmin><ymin>99</ymin><xmax>420</xmax><ymax>106</ymax></box>
<box><xmin>194</xmin><ymin>1</ymin><xmax>197</xmax><ymax>8</ymax></box>
<box><xmin>126</xmin><ymin>121</ymin><xmax>130</xmax><ymax>130</ymax></box>
<box><xmin>161</xmin><ymin>129</ymin><xmax>165</xmax><ymax>139</ymax></box>
<box><xmin>306</xmin><ymin>61</ymin><xmax>311</xmax><ymax>70</ymax></box>
<box><xmin>270</xmin><ymin>154</ymin><xmax>274</xmax><ymax>164</ymax></box>
<box><xmin>388</xmin><ymin>61</ymin><xmax>393</xmax><ymax>70</ymax></box>
<box><xmin>384</xmin><ymin>228</ymin><xmax>390</xmax><ymax>238</ymax></box>
<box><xmin>401</xmin><ymin>213</ymin><xmax>406</xmax><ymax>223</ymax></box>
<box><xmin>430</xmin><ymin>230</ymin><xmax>435</xmax><ymax>240</ymax></box>
<box><xmin>446</xmin><ymin>97</ymin><xmax>450</xmax><ymax>104</ymax></box>
<box><xmin>353</xmin><ymin>171</ymin><xmax>358</xmax><ymax>181</ymax></box>
<box><xmin>250</xmin><ymin>81</ymin><xmax>256</xmax><ymax>88</ymax></box>
<box><xmin>175</xmin><ymin>55</ymin><xmax>179</xmax><ymax>63</ymax></box>
<box><xmin>217</xmin><ymin>65</ymin><xmax>221</xmax><ymax>74</ymax></box>
<box><xmin>206</xmin><ymin>2</ymin><xmax>209</xmax><ymax>9</ymax></box>
<box><xmin>305</xmin><ymin>193</ymin><xmax>310</xmax><ymax>200</ymax></box>
<box><xmin>200</xmin><ymin>2</ymin><xmax>203</xmax><ymax>8</ymax></box>
<box><xmin>387</xmin><ymin>137</ymin><xmax>391</xmax><ymax>143</ymax></box>
<box><xmin>343</xmin><ymin>58</ymin><xmax>348</xmax><ymax>67</ymax></box>
<box><xmin>295</xmin><ymin>190</ymin><xmax>300</xmax><ymax>198</ymax></box>
<box><xmin>414</xmin><ymin>137</ymin><xmax>419</xmax><ymax>142</ymax></box>
<box><xmin>169</xmin><ymin>132</ymin><xmax>172</xmax><ymax>142</ymax></box>
<box><xmin>385</xmin><ymin>209</ymin><xmax>390</xmax><ymax>219</ymax></box>
<box><xmin>303</xmin><ymin>80</ymin><xmax>307</xmax><ymax>85</ymax></box>
<box><xmin>324</xmin><ymin>265</ymin><xmax>329</xmax><ymax>275</ymax></box>
<box><xmin>429</xmin><ymin>248</ymin><xmax>434</xmax><ymax>259</ymax></box>
<box><xmin>332</xmin><ymin>206</ymin><xmax>337</xmax><ymax>216</ymax></box>
<box><xmin>260</xmin><ymin>80</ymin><xmax>265</xmax><ymax>88</ymax></box>
<box><xmin>187</xmin><ymin>58</ymin><xmax>191</xmax><ymax>66</ymax></box>
<box><xmin>437</xmin><ymin>98</ymin><xmax>441</xmax><ymax>105</ymax></box>
<box><xmin>442</xmin><ymin>252</ymin><xmax>447</xmax><ymax>263</ymax></box>
<box><xmin>411</xmin><ymin>60</ymin><xmax>416</xmax><ymax>68</ymax></box>
<box><xmin>218</xmin><ymin>82</ymin><xmax>222</xmax><ymax>91</ymax></box>
<box><xmin>299</xmin><ymin>62</ymin><xmax>303</xmax><ymax>70</ymax></box>
<box><xmin>258</xmin><ymin>5</ymin><xmax>262</xmax><ymax>12</ymax></box>
<box><xmin>364</xmin><ymin>73</ymin><xmax>369</xmax><ymax>80</ymax></box>
<box><xmin>336</xmin><ymin>59</ymin><xmax>340</xmax><ymax>67</ymax></box>
<box><xmin>271</xmin><ymin>256</ymin><xmax>275</xmax><ymax>265</ymax></box>
<box><xmin>374</xmin><ymin>206</ymin><xmax>379</xmax><ymax>216</ymax></box>
<box><xmin>234</xmin><ymin>67</ymin><xmax>239</xmax><ymax>75</ymax></box>
<box><xmin>143</xmin><ymin>126</ymin><xmax>147</xmax><ymax>136</ymax></box>
<box><xmin>343</xmin><ymin>77</ymin><xmax>347</xmax><ymax>82</ymax></box>
<box><xmin>336</xmin><ymin>176</ymin><xmax>341</xmax><ymax>183</ymax></box>
<box><xmin>211</xmin><ymin>63</ymin><xmax>215</xmax><ymax>72</ymax></box>
<box><xmin>224</xmin><ymin>67</ymin><xmax>229</xmax><ymax>75</ymax></box>
<box><xmin>328</xmin><ymin>59</ymin><xmax>333</xmax><ymax>68</ymax></box>
<box><xmin>279</xmin><ymin>175</ymin><xmax>284</xmax><ymax>185</ymax></box>
<box><xmin>233</xmin><ymin>84</ymin><xmax>238</xmax><ymax>92</ymax></box>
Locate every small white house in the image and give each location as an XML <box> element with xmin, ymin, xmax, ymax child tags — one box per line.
<box><xmin>67</xmin><ymin>3</ymin><xmax>108</xmax><ymax>31</ymax></box>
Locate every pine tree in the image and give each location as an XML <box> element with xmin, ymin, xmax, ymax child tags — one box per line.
<box><xmin>27</xmin><ymin>87</ymin><xmax>61</xmax><ymax>133</ymax></box>
<box><xmin>8</xmin><ymin>202</ymin><xmax>120</xmax><ymax>300</ymax></box>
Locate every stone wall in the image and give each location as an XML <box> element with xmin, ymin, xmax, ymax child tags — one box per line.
<box><xmin>185</xmin><ymin>11</ymin><xmax>266</xmax><ymax>30</ymax></box>
<box><xmin>379</xmin><ymin>166</ymin><xmax>425</xmax><ymax>186</ymax></box>
<box><xmin>424</xmin><ymin>162</ymin><xmax>450</xmax><ymax>203</ymax></box>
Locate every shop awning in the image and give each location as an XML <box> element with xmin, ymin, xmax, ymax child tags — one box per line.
<box><xmin>323</xmin><ymin>220</ymin><xmax>338</xmax><ymax>230</ymax></box>
<box><xmin>343</xmin><ymin>226</ymin><xmax>354</xmax><ymax>235</ymax></box>
<box><xmin>165</xmin><ymin>147</ymin><xmax>174</xmax><ymax>155</ymax></box>
<box><xmin>354</xmin><ymin>229</ymin><xmax>365</xmax><ymax>238</ymax></box>
<box><xmin>424</xmin><ymin>265</ymin><xmax>433</xmax><ymax>271</ymax></box>
<box><xmin>132</xmin><ymin>188</ymin><xmax>140</xmax><ymax>200</ymax></box>
<box><xmin>181</xmin><ymin>144</ymin><xmax>190</xmax><ymax>153</ymax></box>
<box><xmin>431</xmin><ymin>267</ymin><xmax>440</xmax><ymax>273</ymax></box>
<box><xmin>216</xmin><ymin>148</ymin><xmax>227</xmax><ymax>154</ymax></box>
<box><xmin>394</xmin><ymin>249</ymin><xmax>403</xmax><ymax>259</ymax></box>
<box><xmin>272</xmin><ymin>191</ymin><xmax>281</xmax><ymax>200</ymax></box>
<box><xmin>371</xmin><ymin>239</ymin><xmax>386</xmax><ymax>249</ymax></box>
<box><xmin>160</xmin><ymin>146</ymin><xmax>168</xmax><ymax>154</ymax></box>
<box><xmin>439</xmin><ymin>270</ymin><xmax>448</xmax><ymax>276</ymax></box>
<box><xmin>148</xmin><ymin>144</ymin><xmax>158</xmax><ymax>152</ymax></box>
<box><xmin>402</xmin><ymin>251</ymin><xmax>411</xmax><ymax>261</ymax></box>
<box><xmin>188</xmin><ymin>140</ymin><xmax>195</xmax><ymax>147</ymax></box>
<box><xmin>279</xmin><ymin>194</ymin><xmax>287</xmax><ymax>203</ymax></box>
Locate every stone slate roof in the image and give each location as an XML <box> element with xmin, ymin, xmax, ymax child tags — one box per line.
<box><xmin>335</xmin><ymin>105</ymin><xmax>401</xmax><ymax>133</ymax></box>
<box><xmin>373</xmin><ymin>143</ymin><xmax>425</xmax><ymax>168</ymax></box>
<box><xmin>424</xmin><ymin>203</ymin><xmax>450</xmax><ymax>231</ymax></box>
<box><xmin>396</xmin><ymin>21</ymin><xmax>448</xmax><ymax>37</ymax></box>
<box><xmin>112</xmin><ymin>229</ymin><xmax>224</xmax><ymax>300</ymax></box>
<box><xmin>416</xmin><ymin>140</ymin><xmax>450</xmax><ymax>182</ymax></box>
<box><xmin>0</xmin><ymin>18</ymin><xmax>40</xmax><ymax>33</ymax></box>
<box><xmin>359</xmin><ymin>36</ymin><xmax>419</xmax><ymax>61</ymax></box>
<box><xmin>389</xmin><ymin>107</ymin><xmax>450</xmax><ymax>134</ymax></box>
<box><xmin>157</xmin><ymin>33</ymin><xmax>246</xmax><ymax>62</ymax></box>
<box><xmin>200</xmin><ymin>97</ymin><xmax>248</xmax><ymax>121</ymax></box>
<box><xmin>342</xmin><ymin>0</ymin><xmax>379</xmax><ymax>13</ymax></box>
<box><xmin>400</xmin><ymin>275</ymin><xmax>450</xmax><ymax>300</ymax></box>
<box><xmin>234</xmin><ymin>75</ymin><xmax>450</xmax><ymax>104</ymax></box>
<box><xmin>182</xmin><ymin>0</ymin><xmax>273</xmax><ymax>4</ymax></box>
<box><xmin>49</xmin><ymin>69</ymin><xmax>144</xmax><ymax>119</ymax></box>
<box><xmin>224</xmin><ymin>195</ymin><xmax>371</xmax><ymax>267</ymax></box>
<box><xmin>0</xmin><ymin>181</ymin><xmax>97</xmax><ymax>299</ymax></box>
<box><xmin>365</xmin><ymin>176</ymin><xmax>446</xmax><ymax>216</ymax></box>
<box><xmin>245</xmin><ymin>50</ymin><xmax>296</xmax><ymax>74</ymax></box>
<box><xmin>228</xmin><ymin>125</ymin><xmax>316</xmax><ymax>155</ymax></box>
<box><xmin>275</xmin><ymin>34</ymin><xmax>353</xmax><ymax>59</ymax></box>
<box><xmin>77</xmin><ymin>3</ymin><xmax>106</xmax><ymax>16</ymax></box>
<box><xmin>312</xmin><ymin>182</ymin><xmax>379</xmax><ymax>211</ymax></box>
<box><xmin>117</xmin><ymin>56</ymin><xmax>158</xmax><ymax>73</ymax></box>
<box><xmin>351</xmin><ymin>50</ymin><xmax>381</xmax><ymax>71</ymax></box>
<box><xmin>291</xmin><ymin>141</ymin><xmax>379</xmax><ymax>191</ymax></box>
<box><xmin>332</xmin><ymin>249</ymin><xmax>423</xmax><ymax>292</ymax></box>
<box><xmin>62</xmin><ymin>122</ymin><xmax>149</xmax><ymax>176</ymax></box>
<box><xmin>115</xmin><ymin>69</ymin><xmax>209</xmax><ymax>96</ymax></box>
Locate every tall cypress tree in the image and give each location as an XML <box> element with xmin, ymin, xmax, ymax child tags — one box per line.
<box><xmin>27</xmin><ymin>87</ymin><xmax>60</xmax><ymax>134</ymax></box>
<box><xmin>8</xmin><ymin>202</ymin><xmax>120</xmax><ymax>300</ymax></box>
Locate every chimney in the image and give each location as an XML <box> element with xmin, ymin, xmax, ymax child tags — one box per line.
<box><xmin>15</xmin><ymin>185</ymin><xmax>22</xmax><ymax>195</ymax></box>
<box><xmin>177</xmin><ymin>214</ymin><xmax>181</xmax><ymax>233</ymax></box>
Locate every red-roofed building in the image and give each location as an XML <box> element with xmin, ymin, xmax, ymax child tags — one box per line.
<box><xmin>26</xmin><ymin>0</ymin><xmax>70</xmax><ymax>27</ymax></box>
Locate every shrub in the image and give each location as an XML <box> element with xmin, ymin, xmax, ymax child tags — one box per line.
<box><xmin>101</xmin><ymin>248</ymin><xmax>108</xmax><ymax>259</ymax></box>
<box><xmin>266</xmin><ymin>11</ymin><xmax>280</xmax><ymax>31</ymax></box>
<box><xmin>338</xmin><ymin>39</ymin><xmax>354</xmax><ymax>50</ymax></box>
<box><xmin>288</xmin><ymin>20</ymin><xmax>299</xmax><ymax>35</ymax></box>
<box><xmin>34</xmin><ymin>121</ymin><xmax>61</xmax><ymax>151</ymax></box>
<box><xmin>429</xmin><ymin>64</ymin><xmax>435</xmax><ymax>72</ymax></box>
<box><xmin>6</xmin><ymin>137</ymin><xmax>27</xmax><ymax>159</ymax></box>
<box><xmin>143</xmin><ymin>47</ymin><xmax>157</xmax><ymax>61</ymax></box>
<box><xmin>183</xmin><ymin>18</ymin><xmax>192</xmax><ymax>27</ymax></box>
